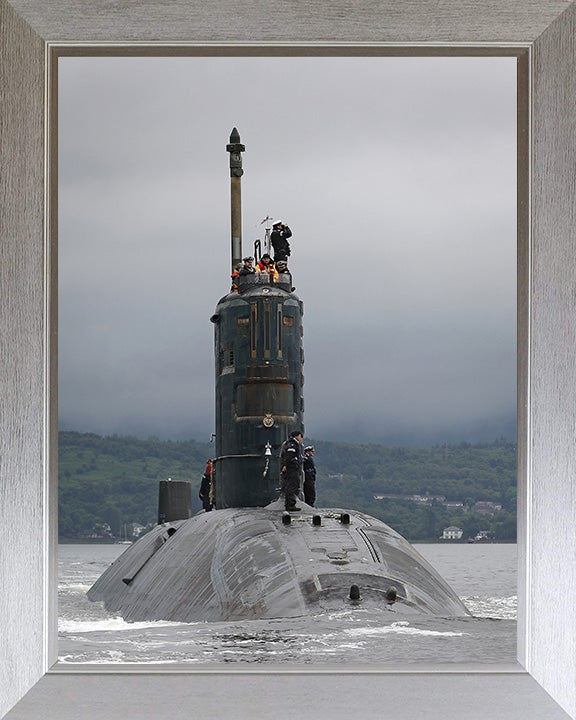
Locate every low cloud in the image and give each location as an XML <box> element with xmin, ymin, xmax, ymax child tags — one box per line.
<box><xmin>58</xmin><ymin>55</ymin><xmax>517</xmax><ymax>446</ymax></box>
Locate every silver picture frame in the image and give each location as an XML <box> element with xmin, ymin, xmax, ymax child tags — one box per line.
<box><xmin>1</xmin><ymin>1</ymin><xmax>575</xmax><ymax>718</ymax></box>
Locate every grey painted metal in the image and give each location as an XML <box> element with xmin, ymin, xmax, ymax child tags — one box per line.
<box><xmin>3</xmin><ymin>1</ymin><xmax>576</xmax><ymax>719</ymax></box>
<box><xmin>157</xmin><ymin>480</ymin><xmax>192</xmax><ymax>523</ymax></box>
<box><xmin>87</xmin><ymin>502</ymin><xmax>469</xmax><ymax>621</ymax></box>
<box><xmin>212</xmin><ymin>278</ymin><xmax>304</xmax><ymax>508</ymax></box>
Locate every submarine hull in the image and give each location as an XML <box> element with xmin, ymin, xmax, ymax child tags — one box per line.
<box><xmin>88</xmin><ymin>130</ymin><xmax>470</xmax><ymax>623</ymax></box>
<box><xmin>87</xmin><ymin>501</ymin><xmax>470</xmax><ymax>621</ymax></box>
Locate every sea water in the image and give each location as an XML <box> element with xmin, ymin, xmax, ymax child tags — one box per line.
<box><xmin>58</xmin><ymin>542</ymin><xmax>516</xmax><ymax>665</ymax></box>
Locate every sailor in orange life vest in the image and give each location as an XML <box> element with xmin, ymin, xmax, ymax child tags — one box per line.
<box><xmin>230</xmin><ymin>262</ymin><xmax>243</xmax><ymax>292</ymax></box>
<box><xmin>256</xmin><ymin>253</ymin><xmax>279</xmax><ymax>281</ymax></box>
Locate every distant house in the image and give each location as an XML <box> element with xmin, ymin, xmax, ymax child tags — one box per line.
<box><xmin>474</xmin><ymin>530</ymin><xmax>494</xmax><ymax>541</ymax></box>
<box><xmin>442</xmin><ymin>526</ymin><xmax>463</xmax><ymax>540</ymax></box>
<box><xmin>373</xmin><ymin>493</ymin><xmax>448</xmax><ymax>505</ymax></box>
<box><xmin>411</xmin><ymin>494</ymin><xmax>446</xmax><ymax>505</ymax></box>
<box><xmin>472</xmin><ymin>501</ymin><xmax>502</xmax><ymax>515</ymax></box>
<box><xmin>373</xmin><ymin>493</ymin><xmax>407</xmax><ymax>500</ymax></box>
<box><xmin>444</xmin><ymin>501</ymin><xmax>464</xmax><ymax>510</ymax></box>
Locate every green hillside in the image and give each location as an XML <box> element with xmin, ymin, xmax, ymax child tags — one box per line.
<box><xmin>58</xmin><ymin>432</ymin><xmax>212</xmax><ymax>539</ymax></box>
<box><xmin>58</xmin><ymin>431</ymin><xmax>516</xmax><ymax>542</ymax></box>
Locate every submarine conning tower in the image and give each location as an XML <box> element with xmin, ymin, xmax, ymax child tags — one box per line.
<box><xmin>209</xmin><ymin>129</ymin><xmax>304</xmax><ymax>509</ymax></box>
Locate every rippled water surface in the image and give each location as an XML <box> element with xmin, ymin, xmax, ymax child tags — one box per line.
<box><xmin>58</xmin><ymin>542</ymin><xmax>516</xmax><ymax>664</ymax></box>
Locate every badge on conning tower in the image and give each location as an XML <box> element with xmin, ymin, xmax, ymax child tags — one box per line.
<box><xmin>262</xmin><ymin>414</ymin><xmax>274</xmax><ymax>427</ymax></box>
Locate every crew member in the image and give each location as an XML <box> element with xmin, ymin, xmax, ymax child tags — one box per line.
<box><xmin>280</xmin><ymin>430</ymin><xmax>303</xmax><ymax>511</ymax></box>
<box><xmin>230</xmin><ymin>262</ymin><xmax>242</xmax><ymax>292</ymax></box>
<box><xmin>238</xmin><ymin>256</ymin><xmax>257</xmax><ymax>275</ymax></box>
<box><xmin>256</xmin><ymin>253</ymin><xmax>279</xmax><ymax>281</ymax></box>
<box><xmin>199</xmin><ymin>459</ymin><xmax>213</xmax><ymax>512</ymax></box>
<box><xmin>303</xmin><ymin>445</ymin><xmax>316</xmax><ymax>507</ymax></box>
<box><xmin>271</xmin><ymin>222</ymin><xmax>292</xmax><ymax>262</ymax></box>
<box><xmin>274</xmin><ymin>259</ymin><xmax>293</xmax><ymax>289</ymax></box>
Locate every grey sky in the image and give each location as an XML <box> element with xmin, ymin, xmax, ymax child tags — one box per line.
<box><xmin>58</xmin><ymin>55</ymin><xmax>516</xmax><ymax>446</ymax></box>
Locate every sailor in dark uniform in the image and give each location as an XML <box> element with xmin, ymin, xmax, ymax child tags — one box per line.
<box><xmin>280</xmin><ymin>430</ymin><xmax>303</xmax><ymax>511</ymax></box>
<box><xmin>198</xmin><ymin>459</ymin><xmax>213</xmax><ymax>512</ymax></box>
<box><xmin>238</xmin><ymin>256</ymin><xmax>256</xmax><ymax>275</ymax></box>
<box><xmin>270</xmin><ymin>222</ymin><xmax>292</xmax><ymax>262</ymax></box>
<box><xmin>303</xmin><ymin>445</ymin><xmax>316</xmax><ymax>507</ymax></box>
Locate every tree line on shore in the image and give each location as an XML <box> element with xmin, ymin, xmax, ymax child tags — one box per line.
<box><xmin>58</xmin><ymin>431</ymin><xmax>516</xmax><ymax>542</ymax></box>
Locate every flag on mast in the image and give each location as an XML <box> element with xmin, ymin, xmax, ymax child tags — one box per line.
<box><xmin>260</xmin><ymin>215</ymin><xmax>273</xmax><ymax>255</ymax></box>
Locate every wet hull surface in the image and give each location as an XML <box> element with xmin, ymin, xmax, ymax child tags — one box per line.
<box><xmin>87</xmin><ymin>501</ymin><xmax>470</xmax><ymax>621</ymax></box>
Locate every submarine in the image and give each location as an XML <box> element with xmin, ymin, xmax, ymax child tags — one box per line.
<box><xmin>87</xmin><ymin>129</ymin><xmax>470</xmax><ymax>622</ymax></box>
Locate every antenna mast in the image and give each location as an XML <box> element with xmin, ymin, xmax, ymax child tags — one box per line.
<box><xmin>226</xmin><ymin>128</ymin><xmax>245</xmax><ymax>272</ymax></box>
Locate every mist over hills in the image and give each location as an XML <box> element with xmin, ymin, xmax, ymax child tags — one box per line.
<box><xmin>312</xmin><ymin>414</ymin><xmax>517</xmax><ymax>448</ymax></box>
<box><xmin>58</xmin><ymin>414</ymin><xmax>517</xmax><ymax>449</ymax></box>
